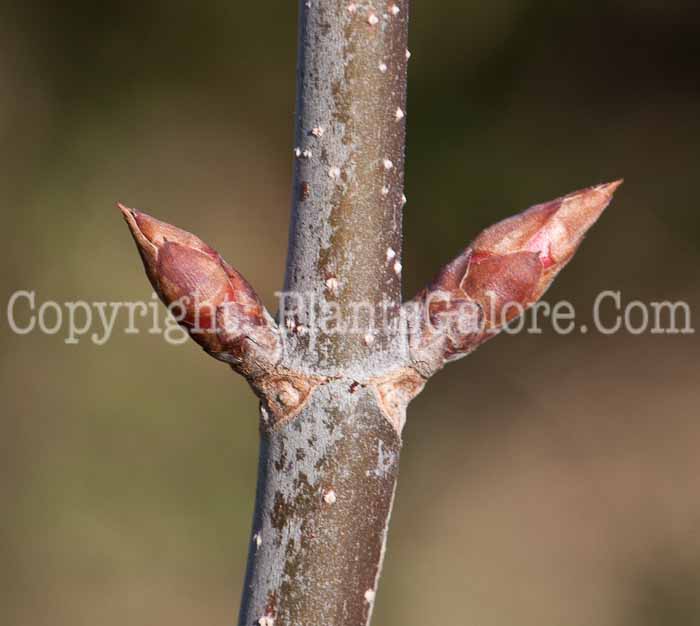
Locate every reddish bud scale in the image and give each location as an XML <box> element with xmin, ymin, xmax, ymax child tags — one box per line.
<box><xmin>408</xmin><ymin>181</ymin><xmax>622</xmax><ymax>368</ymax></box>
<box><xmin>119</xmin><ymin>204</ymin><xmax>279</xmax><ymax>371</ymax></box>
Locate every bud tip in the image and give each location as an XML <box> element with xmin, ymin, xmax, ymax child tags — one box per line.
<box><xmin>117</xmin><ymin>202</ymin><xmax>137</xmax><ymax>220</ymax></box>
<box><xmin>592</xmin><ymin>178</ymin><xmax>623</xmax><ymax>199</ymax></box>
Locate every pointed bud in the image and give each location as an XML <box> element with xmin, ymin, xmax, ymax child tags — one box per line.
<box><xmin>471</xmin><ymin>180</ymin><xmax>622</xmax><ymax>297</ymax></box>
<box><xmin>405</xmin><ymin>181</ymin><xmax>622</xmax><ymax>374</ymax></box>
<box><xmin>119</xmin><ymin>204</ymin><xmax>280</xmax><ymax>374</ymax></box>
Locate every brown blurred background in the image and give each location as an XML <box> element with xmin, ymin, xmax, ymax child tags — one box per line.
<box><xmin>1</xmin><ymin>2</ymin><xmax>699</xmax><ymax>625</ymax></box>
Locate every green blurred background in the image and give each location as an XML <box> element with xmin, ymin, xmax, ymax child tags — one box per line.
<box><xmin>2</xmin><ymin>2</ymin><xmax>699</xmax><ymax>625</ymax></box>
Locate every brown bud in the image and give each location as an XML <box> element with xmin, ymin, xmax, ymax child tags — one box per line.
<box><xmin>119</xmin><ymin>204</ymin><xmax>280</xmax><ymax>374</ymax></box>
<box><xmin>406</xmin><ymin>181</ymin><xmax>622</xmax><ymax>372</ymax></box>
<box><xmin>470</xmin><ymin>180</ymin><xmax>622</xmax><ymax>298</ymax></box>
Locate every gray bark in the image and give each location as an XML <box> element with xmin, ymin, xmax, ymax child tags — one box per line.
<box><xmin>237</xmin><ymin>2</ymin><xmax>411</xmax><ymax>625</ymax></box>
<box><xmin>120</xmin><ymin>4</ymin><xmax>619</xmax><ymax>625</ymax></box>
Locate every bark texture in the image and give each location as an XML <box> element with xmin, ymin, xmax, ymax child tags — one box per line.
<box><xmin>119</xmin><ymin>2</ymin><xmax>620</xmax><ymax>625</ymax></box>
<box><xmin>239</xmin><ymin>3</ymin><xmax>411</xmax><ymax>625</ymax></box>
<box><xmin>283</xmin><ymin>0</ymin><xmax>409</xmax><ymax>375</ymax></box>
<box><xmin>238</xmin><ymin>384</ymin><xmax>400</xmax><ymax>626</ymax></box>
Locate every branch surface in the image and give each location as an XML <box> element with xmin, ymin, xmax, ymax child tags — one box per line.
<box><xmin>118</xmin><ymin>3</ymin><xmax>622</xmax><ymax>626</ymax></box>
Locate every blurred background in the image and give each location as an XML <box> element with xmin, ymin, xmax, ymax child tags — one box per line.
<box><xmin>1</xmin><ymin>1</ymin><xmax>699</xmax><ymax>625</ymax></box>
